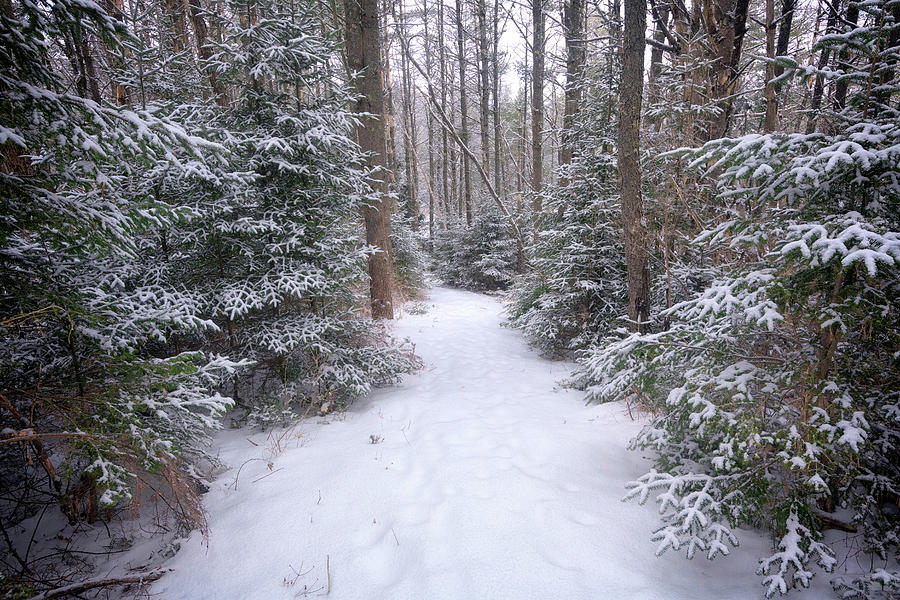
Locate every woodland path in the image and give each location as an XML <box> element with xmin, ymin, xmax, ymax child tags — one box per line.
<box><xmin>152</xmin><ymin>287</ymin><xmax>817</xmax><ymax>600</ymax></box>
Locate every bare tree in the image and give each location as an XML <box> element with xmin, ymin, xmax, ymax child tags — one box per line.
<box><xmin>423</xmin><ymin>0</ymin><xmax>438</xmax><ymax>241</ymax></box>
<box><xmin>491</xmin><ymin>0</ymin><xmax>502</xmax><ymax>195</ymax></box>
<box><xmin>455</xmin><ymin>0</ymin><xmax>473</xmax><ymax>225</ymax></box>
<box><xmin>395</xmin><ymin>0</ymin><xmax>419</xmax><ymax>226</ymax></box>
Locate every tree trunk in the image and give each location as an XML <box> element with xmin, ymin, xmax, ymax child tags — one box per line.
<box><xmin>648</xmin><ymin>0</ymin><xmax>670</xmax><ymax>105</ymax></box>
<box><xmin>492</xmin><ymin>0</ymin><xmax>501</xmax><ymax>195</ymax></box>
<box><xmin>531</xmin><ymin>0</ymin><xmax>544</xmax><ymax>230</ymax></box>
<box><xmin>187</xmin><ymin>0</ymin><xmax>227</xmax><ymax>106</ymax></box>
<box><xmin>806</xmin><ymin>0</ymin><xmax>840</xmax><ymax>134</ymax></box>
<box><xmin>455</xmin><ymin>0</ymin><xmax>473</xmax><ymax>225</ymax></box>
<box><xmin>832</xmin><ymin>0</ymin><xmax>858</xmax><ymax>113</ymax></box>
<box><xmin>871</xmin><ymin>0</ymin><xmax>900</xmax><ymax>115</ymax></box>
<box><xmin>764</xmin><ymin>0</ymin><xmax>778</xmax><ymax>131</ymax></box>
<box><xmin>560</xmin><ymin>0</ymin><xmax>585</xmax><ymax>185</ymax></box>
<box><xmin>773</xmin><ymin>0</ymin><xmax>795</xmax><ymax>78</ymax></box>
<box><xmin>438</xmin><ymin>0</ymin><xmax>450</xmax><ymax>224</ymax></box>
<box><xmin>619</xmin><ymin>0</ymin><xmax>651</xmax><ymax>330</ymax></box>
<box><xmin>381</xmin><ymin>0</ymin><xmax>398</xmax><ymax>188</ymax></box>
<box><xmin>163</xmin><ymin>0</ymin><xmax>188</xmax><ymax>53</ymax></box>
<box><xmin>424</xmin><ymin>0</ymin><xmax>437</xmax><ymax>242</ymax></box>
<box><xmin>396</xmin><ymin>0</ymin><xmax>418</xmax><ymax>226</ymax></box>
<box><xmin>344</xmin><ymin>0</ymin><xmax>394</xmax><ymax>319</ymax></box>
<box><xmin>476</xmin><ymin>0</ymin><xmax>490</xmax><ymax>172</ymax></box>
<box><xmin>703</xmin><ymin>0</ymin><xmax>750</xmax><ymax>139</ymax></box>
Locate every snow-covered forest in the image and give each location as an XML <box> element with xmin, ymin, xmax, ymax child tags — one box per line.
<box><xmin>1</xmin><ymin>0</ymin><xmax>898</xmax><ymax>595</ymax></box>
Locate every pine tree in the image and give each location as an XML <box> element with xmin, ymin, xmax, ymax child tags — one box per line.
<box><xmin>0</xmin><ymin>0</ymin><xmax>244</xmax><ymax>519</ymax></box>
<box><xmin>510</xmin><ymin>53</ymin><xmax>627</xmax><ymax>356</ymax></box>
<box><xmin>152</xmin><ymin>0</ymin><xmax>419</xmax><ymax>423</ymax></box>
<box><xmin>577</xmin><ymin>3</ymin><xmax>900</xmax><ymax>595</ymax></box>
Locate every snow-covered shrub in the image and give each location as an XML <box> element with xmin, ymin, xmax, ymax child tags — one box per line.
<box><xmin>509</xmin><ymin>47</ymin><xmax>630</xmax><ymax>356</ymax></box>
<box><xmin>434</xmin><ymin>203</ymin><xmax>518</xmax><ymax>291</ymax></box>
<box><xmin>508</xmin><ymin>159</ymin><xmax>626</xmax><ymax>356</ymax></box>
<box><xmin>391</xmin><ymin>213</ymin><xmax>428</xmax><ymax>299</ymax></box>
<box><xmin>577</xmin><ymin>5</ymin><xmax>900</xmax><ymax>596</ymax></box>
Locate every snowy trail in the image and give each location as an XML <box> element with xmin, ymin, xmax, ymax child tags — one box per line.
<box><xmin>154</xmin><ymin>287</ymin><xmax>826</xmax><ymax>600</ymax></box>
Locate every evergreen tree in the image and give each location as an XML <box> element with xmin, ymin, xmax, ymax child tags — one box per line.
<box><xmin>434</xmin><ymin>203</ymin><xmax>518</xmax><ymax>292</ymax></box>
<box><xmin>509</xmin><ymin>57</ymin><xmax>627</xmax><ymax>356</ymax></box>
<box><xmin>149</xmin><ymin>0</ymin><xmax>420</xmax><ymax>423</ymax></box>
<box><xmin>0</xmin><ymin>0</ymin><xmax>244</xmax><ymax>519</ymax></box>
<box><xmin>577</xmin><ymin>3</ymin><xmax>900</xmax><ymax>595</ymax></box>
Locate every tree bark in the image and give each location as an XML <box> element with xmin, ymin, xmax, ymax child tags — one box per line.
<box><xmin>396</xmin><ymin>0</ymin><xmax>418</xmax><ymax>226</ymax></box>
<box><xmin>560</xmin><ymin>0</ymin><xmax>585</xmax><ymax>185</ymax></box>
<box><xmin>438</xmin><ymin>0</ymin><xmax>451</xmax><ymax>223</ymax></box>
<box><xmin>806</xmin><ymin>0</ymin><xmax>840</xmax><ymax>134</ymax></box>
<box><xmin>703</xmin><ymin>0</ymin><xmax>750</xmax><ymax>139</ymax></box>
<box><xmin>344</xmin><ymin>0</ymin><xmax>394</xmax><ymax>319</ymax></box>
<box><xmin>832</xmin><ymin>0</ymin><xmax>858</xmax><ymax>113</ymax></box>
<box><xmin>187</xmin><ymin>0</ymin><xmax>227</xmax><ymax>107</ymax></box>
<box><xmin>647</xmin><ymin>0</ymin><xmax>670</xmax><ymax>106</ymax></box>
<box><xmin>773</xmin><ymin>0</ymin><xmax>795</xmax><ymax>78</ymax></box>
<box><xmin>764</xmin><ymin>0</ymin><xmax>778</xmax><ymax>131</ymax></box>
<box><xmin>531</xmin><ymin>0</ymin><xmax>544</xmax><ymax>231</ymax></box>
<box><xmin>619</xmin><ymin>0</ymin><xmax>651</xmax><ymax>330</ymax></box>
<box><xmin>381</xmin><ymin>0</ymin><xmax>398</xmax><ymax>188</ymax></box>
<box><xmin>424</xmin><ymin>0</ymin><xmax>437</xmax><ymax>241</ymax></box>
<box><xmin>455</xmin><ymin>0</ymin><xmax>473</xmax><ymax>225</ymax></box>
<box><xmin>476</xmin><ymin>0</ymin><xmax>490</xmax><ymax>172</ymax></box>
<box><xmin>492</xmin><ymin>0</ymin><xmax>502</xmax><ymax>195</ymax></box>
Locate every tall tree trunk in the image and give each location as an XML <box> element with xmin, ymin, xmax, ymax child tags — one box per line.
<box><xmin>520</xmin><ymin>43</ymin><xmax>529</xmax><ymax>200</ymax></box>
<box><xmin>703</xmin><ymin>0</ymin><xmax>750</xmax><ymax>139</ymax></box>
<box><xmin>455</xmin><ymin>0</ymin><xmax>473</xmax><ymax>225</ymax></box>
<box><xmin>531</xmin><ymin>0</ymin><xmax>544</xmax><ymax>230</ymax></box>
<box><xmin>560</xmin><ymin>0</ymin><xmax>585</xmax><ymax>186</ymax></box>
<box><xmin>476</xmin><ymin>0</ymin><xmax>490</xmax><ymax>172</ymax></box>
<box><xmin>104</xmin><ymin>0</ymin><xmax>129</xmax><ymax>105</ymax></box>
<box><xmin>773</xmin><ymin>0</ymin><xmax>795</xmax><ymax>78</ymax></box>
<box><xmin>806</xmin><ymin>0</ymin><xmax>840</xmax><ymax>134</ymax></box>
<box><xmin>77</xmin><ymin>37</ymin><xmax>101</xmax><ymax>103</ymax></box>
<box><xmin>619</xmin><ymin>0</ymin><xmax>650</xmax><ymax>330</ymax></box>
<box><xmin>396</xmin><ymin>0</ymin><xmax>418</xmax><ymax>226</ymax></box>
<box><xmin>344</xmin><ymin>0</ymin><xmax>394</xmax><ymax>319</ymax></box>
<box><xmin>764</xmin><ymin>0</ymin><xmax>778</xmax><ymax>131</ymax></box>
<box><xmin>492</xmin><ymin>0</ymin><xmax>502</xmax><ymax>195</ymax></box>
<box><xmin>424</xmin><ymin>0</ymin><xmax>437</xmax><ymax>242</ymax></box>
<box><xmin>187</xmin><ymin>0</ymin><xmax>227</xmax><ymax>106</ymax></box>
<box><xmin>163</xmin><ymin>0</ymin><xmax>188</xmax><ymax>53</ymax></box>
<box><xmin>871</xmin><ymin>0</ymin><xmax>900</xmax><ymax>115</ymax></box>
<box><xmin>832</xmin><ymin>0</ymin><xmax>858</xmax><ymax>113</ymax></box>
<box><xmin>438</xmin><ymin>0</ymin><xmax>450</xmax><ymax>223</ymax></box>
<box><xmin>381</xmin><ymin>0</ymin><xmax>398</xmax><ymax>188</ymax></box>
<box><xmin>647</xmin><ymin>0</ymin><xmax>670</xmax><ymax>105</ymax></box>
<box><xmin>449</xmin><ymin>75</ymin><xmax>459</xmax><ymax>218</ymax></box>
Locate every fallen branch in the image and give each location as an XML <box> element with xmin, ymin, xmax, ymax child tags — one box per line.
<box><xmin>0</xmin><ymin>392</ymin><xmax>61</xmax><ymax>493</ymax></box>
<box><xmin>26</xmin><ymin>569</ymin><xmax>171</xmax><ymax>600</ymax></box>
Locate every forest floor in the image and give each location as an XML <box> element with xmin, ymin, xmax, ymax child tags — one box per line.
<box><xmin>150</xmin><ymin>287</ymin><xmax>836</xmax><ymax>599</ymax></box>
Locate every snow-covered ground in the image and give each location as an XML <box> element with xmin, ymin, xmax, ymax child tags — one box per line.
<box><xmin>153</xmin><ymin>287</ymin><xmax>834</xmax><ymax>599</ymax></box>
